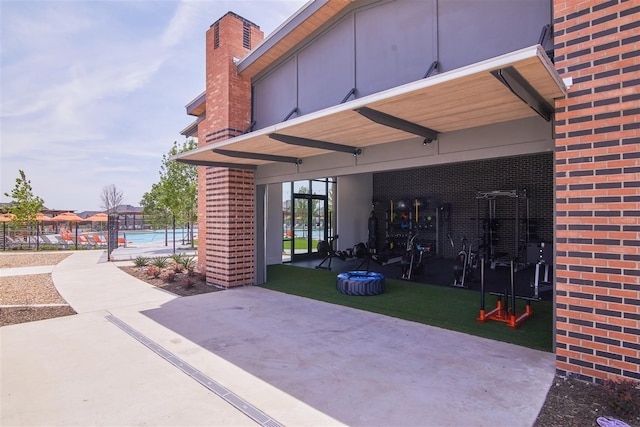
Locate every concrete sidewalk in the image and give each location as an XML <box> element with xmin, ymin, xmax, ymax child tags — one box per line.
<box><xmin>1</xmin><ymin>250</ymin><xmax>556</xmax><ymax>426</ymax></box>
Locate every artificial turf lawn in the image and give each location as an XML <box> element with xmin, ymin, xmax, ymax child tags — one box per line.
<box><xmin>264</xmin><ymin>264</ymin><xmax>553</xmax><ymax>353</ymax></box>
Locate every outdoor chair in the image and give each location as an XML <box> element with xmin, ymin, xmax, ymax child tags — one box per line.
<box><xmin>42</xmin><ymin>235</ymin><xmax>65</xmax><ymax>248</ymax></box>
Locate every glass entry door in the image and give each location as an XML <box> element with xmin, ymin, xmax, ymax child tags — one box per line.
<box><xmin>292</xmin><ymin>194</ymin><xmax>327</xmax><ymax>260</ymax></box>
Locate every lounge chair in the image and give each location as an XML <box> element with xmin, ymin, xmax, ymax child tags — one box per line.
<box><xmin>51</xmin><ymin>235</ymin><xmax>70</xmax><ymax>249</ymax></box>
<box><xmin>42</xmin><ymin>234</ymin><xmax>64</xmax><ymax>248</ymax></box>
<box><xmin>77</xmin><ymin>234</ymin><xmax>92</xmax><ymax>247</ymax></box>
<box><xmin>92</xmin><ymin>234</ymin><xmax>107</xmax><ymax>246</ymax></box>
<box><xmin>2</xmin><ymin>235</ymin><xmax>22</xmax><ymax>250</ymax></box>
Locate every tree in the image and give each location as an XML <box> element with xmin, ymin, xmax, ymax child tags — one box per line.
<box><xmin>294</xmin><ymin>186</ymin><xmax>309</xmax><ymax>229</ymax></box>
<box><xmin>141</xmin><ymin>139</ymin><xmax>198</xmax><ymax>251</ymax></box>
<box><xmin>100</xmin><ymin>184</ymin><xmax>123</xmax><ymax>214</ymax></box>
<box><xmin>3</xmin><ymin>170</ymin><xmax>45</xmax><ymax>238</ymax></box>
<box><xmin>140</xmin><ymin>182</ymin><xmax>171</xmax><ymax>231</ymax></box>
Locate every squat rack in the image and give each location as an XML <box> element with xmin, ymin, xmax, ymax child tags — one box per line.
<box><xmin>475</xmin><ymin>189</ymin><xmax>529</xmax><ymax>270</ymax></box>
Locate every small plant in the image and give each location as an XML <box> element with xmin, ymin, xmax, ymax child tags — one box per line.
<box><xmin>173</xmin><ymin>263</ymin><xmax>185</xmax><ymax>273</ymax></box>
<box><xmin>601</xmin><ymin>378</ymin><xmax>640</xmax><ymax>420</ymax></box>
<box><xmin>170</xmin><ymin>253</ymin><xmax>185</xmax><ymax>265</ymax></box>
<box><xmin>133</xmin><ymin>256</ymin><xmax>149</xmax><ymax>267</ymax></box>
<box><xmin>151</xmin><ymin>256</ymin><xmax>168</xmax><ymax>268</ymax></box>
<box><xmin>146</xmin><ymin>265</ymin><xmax>161</xmax><ymax>278</ymax></box>
<box><xmin>180</xmin><ymin>277</ymin><xmax>195</xmax><ymax>289</ymax></box>
<box><xmin>159</xmin><ymin>269</ymin><xmax>176</xmax><ymax>282</ymax></box>
<box><xmin>182</xmin><ymin>255</ymin><xmax>196</xmax><ymax>275</ymax></box>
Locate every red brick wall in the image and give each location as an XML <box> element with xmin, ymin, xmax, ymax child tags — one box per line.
<box><xmin>554</xmin><ymin>0</ymin><xmax>640</xmax><ymax>382</ymax></box>
<box><xmin>203</xmin><ymin>168</ymin><xmax>255</xmax><ymax>287</ymax></box>
<box><xmin>196</xmin><ymin>13</ymin><xmax>263</xmax><ymax>287</ymax></box>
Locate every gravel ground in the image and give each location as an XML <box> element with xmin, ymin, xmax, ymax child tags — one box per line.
<box><xmin>0</xmin><ymin>252</ymin><xmax>71</xmax><ymax>268</ymax></box>
<box><xmin>0</xmin><ymin>252</ymin><xmax>75</xmax><ymax>326</ymax></box>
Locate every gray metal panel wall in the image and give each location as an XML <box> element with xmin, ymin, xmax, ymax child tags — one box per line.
<box><xmin>354</xmin><ymin>0</ymin><xmax>437</xmax><ymax>96</ymax></box>
<box><xmin>437</xmin><ymin>0</ymin><xmax>551</xmax><ymax>70</ymax></box>
<box><xmin>253</xmin><ymin>56</ymin><xmax>297</xmax><ymax>129</ymax></box>
<box><xmin>251</xmin><ymin>0</ymin><xmax>550</xmax><ymax>131</ymax></box>
<box><xmin>298</xmin><ymin>15</ymin><xmax>355</xmax><ymax>114</ymax></box>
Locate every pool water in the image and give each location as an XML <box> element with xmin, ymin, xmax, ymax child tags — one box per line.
<box><xmin>120</xmin><ymin>229</ymin><xmax>195</xmax><ymax>244</ymax></box>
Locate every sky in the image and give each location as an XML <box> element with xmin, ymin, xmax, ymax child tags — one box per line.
<box><xmin>0</xmin><ymin>0</ymin><xmax>307</xmax><ymax>212</ymax></box>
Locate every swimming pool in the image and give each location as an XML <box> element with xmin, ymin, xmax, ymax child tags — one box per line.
<box><xmin>119</xmin><ymin>229</ymin><xmax>195</xmax><ymax>245</ymax></box>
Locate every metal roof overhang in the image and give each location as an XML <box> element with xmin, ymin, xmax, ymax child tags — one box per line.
<box><xmin>173</xmin><ymin>45</ymin><xmax>566</xmax><ymax>169</ymax></box>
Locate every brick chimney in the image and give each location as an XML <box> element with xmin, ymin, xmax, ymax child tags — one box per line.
<box><xmin>196</xmin><ymin>12</ymin><xmax>263</xmax><ymax>287</ymax></box>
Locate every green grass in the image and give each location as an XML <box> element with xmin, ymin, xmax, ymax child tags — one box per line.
<box><xmin>264</xmin><ymin>264</ymin><xmax>553</xmax><ymax>352</ymax></box>
<box><xmin>283</xmin><ymin>238</ymin><xmax>320</xmax><ymax>251</ymax></box>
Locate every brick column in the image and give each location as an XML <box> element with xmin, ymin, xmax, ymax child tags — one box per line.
<box><xmin>196</xmin><ymin>13</ymin><xmax>263</xmax><ymax>287</ymax></box>
<box><xmin>554</xmin><ymin>0</ymin><xmax>640</xmax><ymax>382</ymax></box>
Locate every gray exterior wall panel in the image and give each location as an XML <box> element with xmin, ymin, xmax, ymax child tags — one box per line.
<box><xmin>438</xmin><ymin>0</ymin><xmax>551</xmax><ymax>71</ymax></box>
<box><xmin>354</xmin><ymin>0</ymin><xmax>437</xmax><ymax>96</ymax></box>
<box><xmin>298</xmin><ymin>15</ymin><xmax>355</xmax><ymax>113</ymax></box>
<box><xmin>251</xmin><ymin>0</ymin><xmax>551</xmax><ymax>131</ymax></box>
<box><xmin>253</xmin><ymin>56</ymin><xmax>297</xmax><ymax>129</ymax></box>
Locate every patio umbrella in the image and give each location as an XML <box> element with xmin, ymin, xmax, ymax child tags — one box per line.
<box><xmin>35</xmin><ymin>213</ymin><xmax>52</xmax><ymax>250</ymax></box>
<box><xmin>0</xmin><ymin>213</ymin><xmax>16</xmax><ymax>251</ymax></box>
<box><xmin>36</xmin><ymin>213</ymin><xmax>52</xmax><ymax>221</ymax></box>
<box><xmin>84</xmin><ymin>213</ymin><xmax>108</xmax><ymax>232</ymax></box>
<box><xmin>51</xmin><ymin>212</ymin><xmax>84</xmax><ymax>249</ymax></box>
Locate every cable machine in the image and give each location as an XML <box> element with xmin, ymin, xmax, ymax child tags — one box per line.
<box><xmin>475</xmin><ymin>189</ymin><xmax>529</xmax><ymax>270</ymax></box>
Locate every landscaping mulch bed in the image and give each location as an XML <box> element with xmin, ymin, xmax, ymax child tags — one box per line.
<box><xmin>118</xmin><ymin>266</ymin><xmax>221</xmax><ymax>297</ymax></box>
<box><xmin>535</xmin><ymin>375</ymin><xmax>639</xmax><ymax>427</ymax></box>
<box><xmin>1</xmin><ymin>306</ymin><xmax>76</xmax><ymax>327</ymax></box>
<box><xmin>0</xmin><ymin>252</ymin><xmax>76</xmax><ymax>327</ymax></box>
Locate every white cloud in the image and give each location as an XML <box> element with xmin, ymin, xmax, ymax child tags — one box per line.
<box><xmin>1</xmin><ymin>0</ymin><xmax>307</xmax><ymax>211</ymax></box>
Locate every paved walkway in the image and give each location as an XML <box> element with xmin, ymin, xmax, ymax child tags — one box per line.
<box><xmin>0</xmin><ymin>249</ymin><xmax>556</xmax><ymax>426</ymax></box>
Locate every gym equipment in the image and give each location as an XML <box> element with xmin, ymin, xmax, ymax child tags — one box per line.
<box><xmin>527</xmin><ymin>242</ymin><xmax>553</xmax><ymax>299</ymax></box>
<box><xmin>385</xmin><ymin>197</ymin><xmax>440</xmax><ymax>259</ymax></box>
<box><xmin>353</xmin><ymin>241</ymin><xmax>389</xmax><ymax>271</ymax></box>
<box><xmin>476</xmin><ymin>189</ymin><xmax>529</xmax><ymax>271</ymax></box>
<box><xmin>448</xmin><ymin>234</ymin><xmax>478</xmax><ymax>287</ymax></box>
<box><xmin>336</xmin><ymin>271</ymin><xmax>385</xmax><ymax>295</ymax></box>
<box><xmin>400</xmin><ymin>232</ymin><xmax>433</xmax><ymax>280</ymax></box>
<box><xmin>368</xmin><ymin>210</ymin><xmax>378</xmax><ymax>252</ymax></box>
<box><xmin>477</xmin><ymin>259</ymin><xmax>535</xmax><ymax>329</ymax></box>
<box><xmin>317</xmin><ymin>235</ymin><xmax>388</xmax><ymax>272</ymax></box>
<box><xmin>315</xmin><ymin>235</ymin><xmax>343</xmax><ymax>270</ymax></box>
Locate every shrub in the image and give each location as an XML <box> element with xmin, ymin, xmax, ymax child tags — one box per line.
<box><xmin>170</xmin><ymin>253</ymin><xmax>185</xmax><ymax>265</ymax></box>
<box><xmin>159</xmin><ymin>269</ymin><xmax>176</xmax><ymax>282</ymax></box>
<box><xmin>134</xmin><ymin>256</ymin><xmax>149</xmax><ymax>267</ymax></box>
<box><xmin>182</xmin><ymin>256</ymin><xmax>196</xmax><ymax>275</ymax></box>
<box><xmin>146</xmin><ymin>265</ymin><xmax>161</xmax><ymax>278</ymax></box>
<box><xmin>173</xmin><ymin>263</ymin><xmax>185</xmax><ymax>273</ymax></box>
<box><xmin>602</xmin><ymin>378</ymin><xmax>640</xmax><ymax>419</ymax></box>
<box><xmin>180</xmin><ymin>277</ymin><xmax>195</xmax><ymax>289</ymax></box>
<box><xmin>151</xmin><ymin>256</ymin><xmax>168</xmax><ymax>268</ymax></box>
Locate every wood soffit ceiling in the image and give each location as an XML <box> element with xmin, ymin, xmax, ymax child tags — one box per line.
<box><xmin>174</xmin><ymin>45</ymin><xmax>567</xmax><ymax>168</ymax></box>
<box><xmin>238</xmin><ymin>0</ymin><xmax>355</xmax><ymax>79</ymax></box>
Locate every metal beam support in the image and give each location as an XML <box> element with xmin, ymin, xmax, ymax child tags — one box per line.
<box><xmin>491</xmin><ymin>66</ymin><xmax>552</xmax><ymax>122</ymax></box>
<box><xmin>340</xmin><ymin>88</ymin><xmax>357</xmax><ymax>104</ymax></box>
<box><xmin>213</xmin><ymin>148</ymin><xmax>302</xmax><ymax>165</ymax></box>
<box><xmin>283</xmin><ymin>107</ymin><xmax>299</xmax><ymax>121</ymax></box>
<box><xmin>354</xmin><ymin>107</ymin><xmax>439</xmax><ymax>141</ymax></box>
<box><xmin>269</xmin><ymin>133</ymin><xmax>362</xmax><ymax>156</ymax></box>
<box><xmin>243</xmin><ymin>120</ymin><xmax>256</xmax><ymax>134</ymax></box>
<box><xmin>175</xmin><ymin>159</ymin><xmax>257</xmax><ymax>169</ymax></box>
<box><xmin>423</xmin><ymin>60</ymin><xmax>439</xmax><ymax>78</ymax></box>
